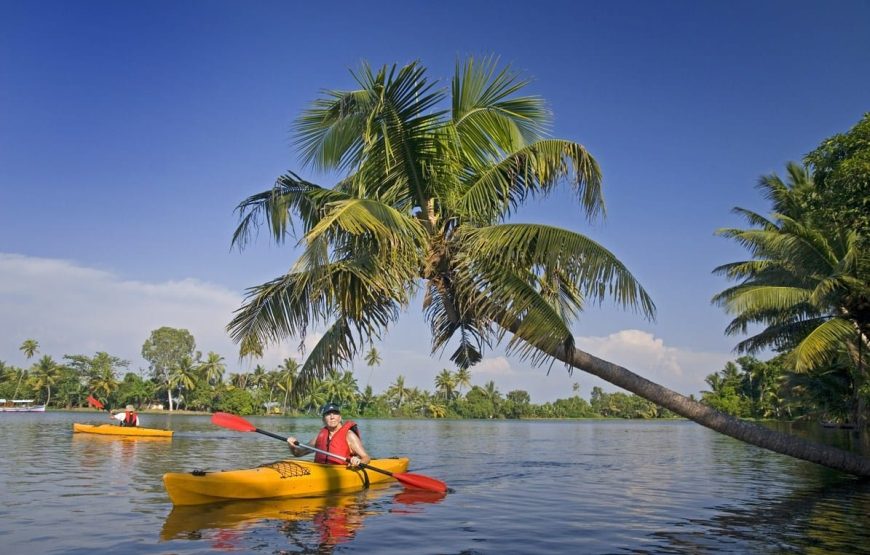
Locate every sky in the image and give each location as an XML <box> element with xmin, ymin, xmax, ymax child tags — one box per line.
<box><xmin>1</xmin><ymin>0</ymin><xmax>869</xmax><ymax>403</ymax></box>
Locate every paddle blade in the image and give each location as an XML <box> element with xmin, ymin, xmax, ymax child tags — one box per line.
<box><xmin>394</xmin><ymin>472</ymin><xmax>448</xmax><ymax>493</ymax></box>
<box><xmin>211</xmin><ymin>412</ymin><xmax>257</xmax><ymax>432</ymax></box>
<box><xmin>87</xmin><ymin>395</ymin><xmax>104</xmax><ymax>410</ymax></box>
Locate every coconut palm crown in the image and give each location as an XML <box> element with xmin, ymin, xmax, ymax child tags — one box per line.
<box><xmin>229</xmin><ymin>59</ymin><xmax>870</xmax><ymax>476</ymax></box>
<box><xmin>229</xmin><ymin>57</ymin><xmax>653</xmax><ymax>387</ymax></box>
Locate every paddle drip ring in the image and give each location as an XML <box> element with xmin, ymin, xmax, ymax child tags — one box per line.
<box><xmin>259</xmin><ymin>460</ymin><xmax>311</xmax><ymax>479</ymax></box>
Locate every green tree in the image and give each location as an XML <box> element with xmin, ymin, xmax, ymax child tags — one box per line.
<box><xmin>363</xmin><ymin>347</ymin><xmax>382</xmax><ymax>389</ymax></box>
<box><xmin>228</xmin><ymin>59</ymin><xmax>870</xmax><ymax>476</ymax></box>
<box><xmin>199</xmin><ymin>352</ymin><xmax>226</xmax><ymax>386</ymax></box>
<box><xmin>169</xmin><ymin>355</ymin><xmax>198</xmax><ymax>410</ymax></box>
<box><xmin>701</xmin><ymin>361</ymin><xmax>749</xmax><ymax>417</ymax></box>
<box><xmin>19</xmin><ymin>339</ymin><xmax>39</xmax><ymax>360</ymax></box>
<box><xmin>214</xmin><ymin>387</ymin><xmax>257</xmax><ymax>415</ymax></box>
<box><xmin>141</xmin><ymin>327</ymin><xmax>196</xmax><ymax>411</ymax></box>
<box><xmin>504</xmin><ymin>389</ymin><xmax>531</xmax><ymax>418</ymax></box>
<box><xmin>116</xmin><ymin>372</ymin><xmax>156</xmax><ymax>409</ymax></box>
<box><xmin>804</xmin><ymin>113</ymin><xmax>870</xmax><ymax>243</ymax></box>
<box><xmin>714</xmin><ymin>163</ymin><xmax>869</xmax><ymax>428</ymax></box>
<box><xmin>454</xmin><ymin>367</ymin><xmax>472</xmax><ymax>398</ymax></box>
<box><xmin>276</xmin><ymin>357</ymin><xmax>300</xmax><ymax>414</ymax></box>
<box><xmin>13</xmin><ymin>339</ymin><xmax>39</xmax><ymax>398</ymax></box>
<box><xmin>64</xmin><ymin>352</ymin><xmax>129</xmax><ymax>404</ymax></box>
<box><xmin>434</xmin><ymin>368</ymin><xmax>457</xmax><ymax>401</ymax></box>
<box><xmin>385</xmin><ymin>375</ymin><xmax>409</xmax><ymax>412</ymax></box>
<box><xmin>29</xmin><ymin>355</ymin><xmax>61</xmax><ymax>407</ymax></box>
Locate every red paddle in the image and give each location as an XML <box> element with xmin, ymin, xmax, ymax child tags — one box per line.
<box><xmin>88</xmin><ymin>395</ymin><xmax>119</xmax><ymax>423</ymax></box>
<box><xmin>87</xmin><ymin>395</ymin><xmax>105</xmax><ymax>410</ymax></box>
<box><xmin>211</xmin><ymin>412</ymin><xmax>448</xmax><ymax>493</ymax></box>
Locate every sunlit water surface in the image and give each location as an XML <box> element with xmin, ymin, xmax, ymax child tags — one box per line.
<box><xmin>1</xmin><ymin>412</ymin><xmax>868</xmax><ymax>554</ymax></box>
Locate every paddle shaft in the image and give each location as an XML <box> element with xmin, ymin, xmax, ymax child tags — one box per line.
<box><xmin>253</xmin><ymin>427</ymin><xmax>396</xmax><ymax>478</ymax></box>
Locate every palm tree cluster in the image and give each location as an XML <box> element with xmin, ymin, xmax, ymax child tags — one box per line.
<box><xmin>713</xmin><ymin>162</ymin><xmax>870</xmax><ymax>427</ymax></box>
<box><xmin>5</xmin><ymin>336</ymin><xmax>676</xmax><ymax>420</ymax></box>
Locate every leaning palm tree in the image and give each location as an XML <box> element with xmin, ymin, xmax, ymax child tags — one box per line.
<box><xmin>714</xmin><ymin>163</ymin><xmax>870</xmax><ymax>428</ymax></box>
<box><xmin>229</xmin><ymin>59</ymin><xmax>870</xmax><ymax>475</ymax></box>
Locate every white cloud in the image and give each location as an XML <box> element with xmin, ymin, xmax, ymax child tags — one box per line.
<box><xmin>0</xmin><ymin>253</ymin><xmax>298</xmax><ymax>372</ymax></box>
<box><xmin>471</xmin><ymin>356</ymin><xmax>513</xmax><ymax>376</ymax></box>
<box><xmin>574</xmin><ymin>329</ymin><xmax>729</xmax><ymax>396</ymax></box>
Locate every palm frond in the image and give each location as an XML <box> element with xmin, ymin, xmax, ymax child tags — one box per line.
<box><xmin>455</xmin><ymin>259</ymin><xmax>576</xmax><ymax>367</ymax></box>
<box><xmin>714</xmin><ymin>285</ymin><xmax>812</xmax><ymax>315</ymax></box>
<box><xmin>295</xmin><ymin>318</ymin><xmax>359</xmax><ymax>391</ymax></box>
<box><xmin>458</xmin><ymin>139</ymin><xmax>602</xmax><ymax>224</ymax></box>
<box><xmin>790</xmin><ymin>318</ymin><xmax>856</xmax><ymax>371</ymax></box>
<box><xmin>304</xmin><ymin>198</ymin><xmax>428</xmax><ymax>256</ymax></box>
<box><xmin>452</xmin><ymin>55</ymin><xmax>549</xmax><ymax>161</ymax></box>
<box><xmin>458</xmin><ymin>223</ymin><xmax>655</xmax><ymax>319</ymax></box>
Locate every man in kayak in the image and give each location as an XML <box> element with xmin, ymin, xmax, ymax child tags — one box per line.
<box><xmin>287</xmin><ymin>402</ymin><xmax>371</xmax><ymax>468</ymax></box>
<box><xmin>112</xmin><ymin>404</ymin><xmax>140</xmax><ymax>427</ymax></box>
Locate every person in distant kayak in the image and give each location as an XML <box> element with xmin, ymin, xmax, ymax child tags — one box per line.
<box><xmin>112</xmin><ymin>404</ymin><xmax>140</xmax><ymax>427</ymax></box>
<box><xmin>288</xmin><ymin>402</ymin><xmax>371</xmax><ymax>468</ymax></box>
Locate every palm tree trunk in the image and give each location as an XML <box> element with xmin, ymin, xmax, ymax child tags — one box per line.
<box><xmin>500</xmin><ymin>312</ymin><xmax>870</xmax><ymax>476</ymax></box>
<box><xmin>553</xmin><ymin>343</ymin><xmax>870</xmax><ymax>476</ymax></box>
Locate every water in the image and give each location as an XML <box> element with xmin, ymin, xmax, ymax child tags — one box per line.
<box><xmin>1</xmin><ymin>412</ymin><xmax>868</xmax><ymax>554</ymax></box>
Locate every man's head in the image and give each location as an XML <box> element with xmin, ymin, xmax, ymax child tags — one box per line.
<box><xmin>320</xmin><ymin>402</ymin><xmax>341</xmax><ymax>418</ymax></box>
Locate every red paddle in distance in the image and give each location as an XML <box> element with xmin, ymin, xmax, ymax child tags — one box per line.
<box><xmin>211</xmin><ymin>411</ymin><xmax>448</xmax><ymax>493</ymax></box>
<box><xmin>87</xmin><ymin>395</ymin><xmax>105</xmax><ymax>410</ymax></box>
<box><xmin>87</xmin><ymin>395</ymin><xmax>117</xmax><ymax>422</ymax></box>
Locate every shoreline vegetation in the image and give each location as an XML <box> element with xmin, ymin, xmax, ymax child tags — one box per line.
<box><xmin>2</xmin><ymin>332</ymin><xmax>865</xmax><ymax>424</ymax></box>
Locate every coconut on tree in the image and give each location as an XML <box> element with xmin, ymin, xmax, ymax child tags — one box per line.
<box><xmin>227</xmin><ymin>58</ymin><xmax>870</xmax><ymax>476</ymax></box>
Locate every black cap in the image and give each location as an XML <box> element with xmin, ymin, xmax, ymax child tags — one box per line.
<box><xmin>320</xmin><ymin>402</ymin><xmax>341</xmax><ymax>416</ymax></box>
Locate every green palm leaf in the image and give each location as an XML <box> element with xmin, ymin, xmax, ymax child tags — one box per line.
<box><xmin>458</xmin><ymin>139</ymin><xmax>602</xmax><ymax>224</ymax></box>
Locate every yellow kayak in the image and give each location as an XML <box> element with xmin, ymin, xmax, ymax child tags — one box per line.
<box><xmin>163</xmin><ymin>457</ymin><xmax>409</xmax><ymax>505</ymax></box>
<box><xmin>73</xmin><ymin>423</ymin><xmax>173</xmax><ymax>437</ymax></box>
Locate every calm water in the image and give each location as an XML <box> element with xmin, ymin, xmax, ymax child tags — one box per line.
<box><xmin>1</xmin><ymin>412</ymin><xmax>868</xmax><ymax>554</ymax></box>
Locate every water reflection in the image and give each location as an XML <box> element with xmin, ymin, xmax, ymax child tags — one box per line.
<box><xmin>4</xmin><ymin>413</ymin><xmax>869</xmax><ymax>554</ymax></box>
<box><xmin>643</xmin><ymin>476</ymin><xmax>870</xmax><ymax>554</ymax></box>
<box><xmin>161</xmin><ymin>485</ymin><xmax>445</xmax><ymax>551</ymax></box>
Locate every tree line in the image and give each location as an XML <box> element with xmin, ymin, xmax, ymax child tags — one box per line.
<box><xmin>2</xmin><ymin>335</ymin><xmax>681</xmax><ymax>419</ymax></box>
<box><xmin>3</xmin><ymin>329</ymin><xmax>864</xmax><ymax>424</ymax></box>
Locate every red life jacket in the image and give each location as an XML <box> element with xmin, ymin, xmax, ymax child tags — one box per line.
<box><xmin>123</xmin><ymin>410</ymin><xmax>137</xmax><ymax>426</ymax></box>
<box><xmin>313</xmin><ymin>420</ymin><xmax>359</xmax><ymax>464</ymax></box>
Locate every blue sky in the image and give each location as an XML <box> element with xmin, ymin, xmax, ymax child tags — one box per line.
<box><xmin>2</xmin><ymin>0</ymin><xmax>869</xmax><ymax>402</ymax></box>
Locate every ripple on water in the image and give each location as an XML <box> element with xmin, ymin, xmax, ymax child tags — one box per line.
<box><xmin>1</xmin><ymin>414</ymin><xmax>869</xmax><ymax>554</ymax></box>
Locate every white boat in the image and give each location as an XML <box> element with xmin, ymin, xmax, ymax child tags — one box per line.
<box><xmin>0</xmin><ymin>399</ymin><xmax>47</xmax><ymax>412</ymax></box>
